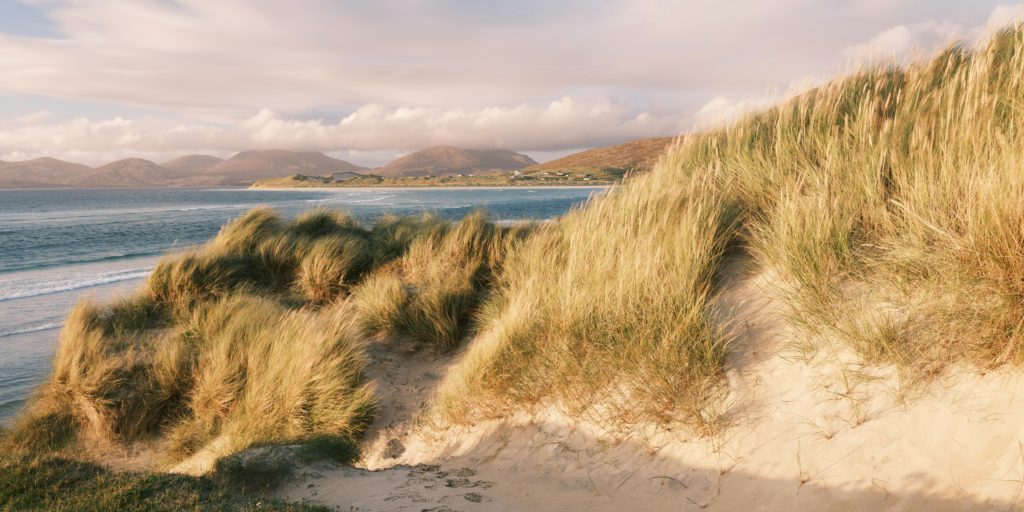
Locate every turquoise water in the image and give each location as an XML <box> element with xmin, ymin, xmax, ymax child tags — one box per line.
<box><xmin>0</xmin><ymin>186</ymin><xmax>604</xmax><ymax>420</ymax></box>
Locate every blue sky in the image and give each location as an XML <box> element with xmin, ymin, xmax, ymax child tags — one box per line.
<box><xmin>0</xmin><ymin>0</ymin><xmax>1019</xmax><ymax>166</ymax></box>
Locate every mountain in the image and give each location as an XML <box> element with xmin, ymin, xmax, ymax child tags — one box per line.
<box><xmin>524</xmin><ymin>137</ymin><xmax>677</xmax><ymax>172</ymax></box>
<box><xmin>374</xmin><ymin>146</ymin><xmax>537</xmax><ymax>178</ymax></box>
<box><xmin>161</xmin><ymin>155</ymin><xmax>224</xmax><ymax>175</ymax></box>
<box><xmin>69</xmin><ymin>158</ymin><xmax>182</xmax><ymax>188</ymax></box>
<box><xmin>201</xmin><ymin>150</ymin><xmax>371</xmax><ymax>184</ymax></box>
<box><xmin>0</xmin><ymin>157</ymin><xmax>94</xmax><ymax>188</ymax></box>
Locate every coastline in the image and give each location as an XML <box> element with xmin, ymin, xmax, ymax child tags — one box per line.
<box><xmin>249</xmin><ymin>184</ymin><xmax>615</xmax><ymax>191</ymax></box>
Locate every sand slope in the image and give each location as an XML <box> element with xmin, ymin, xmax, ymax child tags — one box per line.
<box><xmin>274</xmin><ymin>261</ymin><xmax>1024</xmax><ymax>511</ymax></box>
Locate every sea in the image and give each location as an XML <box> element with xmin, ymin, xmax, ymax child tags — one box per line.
<box><xmin>0</xmin><ymin>186</ymin><xmax>605</xmax><ymax>422</ymax></box>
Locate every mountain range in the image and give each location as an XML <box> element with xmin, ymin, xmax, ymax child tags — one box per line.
<box><xmin>0</xmin><ymin>139</ymin><xmax>671</xmax><ymax>188</ymax></box>
<box><xmin>373</xmin><ymin>146</ymin><xmax>537</xmax><ymax>178</ymax></box>
<box><xmin>524</xmin><ymin>137</ymin><xmax>677</xmax><ymax>172</ymax></box>
<box><xmin>0</xmin><ymin>150</ymin><xmax>375</xmax><ymax>189</ymax></box>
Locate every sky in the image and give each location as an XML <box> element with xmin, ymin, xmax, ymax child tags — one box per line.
<box><xmin>0</xmin><ymin>1</ymin><xmax>1020</xmax><ymax>167</ymax></box>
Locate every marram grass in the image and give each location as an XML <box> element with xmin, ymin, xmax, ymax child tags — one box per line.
<box><xmin>431</xmin><ymin>24</ymin><xmax>1024</xmax><ymax>433</ymax></box>
<box><xmin>3</xmin><ymin>206</ymin><xmax>530</xmax><ymax>477</ymax></box>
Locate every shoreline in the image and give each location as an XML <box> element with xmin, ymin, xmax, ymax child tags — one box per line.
<box><xmin>249</xmin><ymin>184</ymin><xmax>614</xmax><ymax>191</ymax></box>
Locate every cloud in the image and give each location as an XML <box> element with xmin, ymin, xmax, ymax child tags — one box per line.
<box><xmin>844</xmin><ymin>20</ymin><xmax>965</xmax><ymax>60</ymax></box>
<box><xmin>0</xmin><ymin>0</ymin><xmax>1016</xmax><ymax>162</ymax></box>
<box><xmin>844</xmin><ymin>4</ymin><xmax>1024</xmax><ymax>61</ymax></box>
<box><xmin>16</xmin><ymin>110</ymin><xmax>50</xmax><ymax>124</ymax></box>
<box><xmin>0</xmin><ymin>96</ymin><xmax>708</xmax><ymax>165</ymax></box>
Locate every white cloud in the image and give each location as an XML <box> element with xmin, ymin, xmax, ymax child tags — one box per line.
<box><xmin>0</xmin><ymin>0</ymin><xmax>1016</xmax><ymax>162</ymax></box>
<box><xmin>844</xmin><ymin>4</ymin><xmax>1024</xmax><ymax>61</ymax></box>
<box><xmin>987</xmin><ymin>4</ymin><xmax>1024</xmax><ymax>30</ymax></box>
<box><xmin>844</xmin><ymin>20</ymin><xmax>965</xmax><ymax>60</ymax></box>
<box><xmin>0</xmin><ymin>97</ymin><xmax>709</xmax><ymax>165</ymax></box>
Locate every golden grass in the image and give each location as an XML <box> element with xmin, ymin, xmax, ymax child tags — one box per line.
<box><xmin>354</xmin><ymin>211</ymin><xmax>534</xmax><ymax>350</ymax></box>
<box><xmin>430</xmin><ymin>25</ymin><xmax>1024</xmax><ymax>434</ymax></box>
<box><xmin>4</xmin><ymin>206</ymin><xmax>527</xmax><ymax>470</ymax></box>
<box><xmin>166</xmin><ymin>295</ymin><xmax>373</xmax><ymax>460</ymax></box>
<box><xmin>432</xmin><ymin>166</ymin><xmax>741</xmax><ymax>436</ymax></box>
<box><xmin>8</xmin><ymin>292</ymin><xmax>373</xmax><ymax>468</ymax></box>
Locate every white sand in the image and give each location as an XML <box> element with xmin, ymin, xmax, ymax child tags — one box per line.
<box><xmin>270</xmin><ymin>264</ymin><xmax>1024</xmax><ymax>510</ymax></box>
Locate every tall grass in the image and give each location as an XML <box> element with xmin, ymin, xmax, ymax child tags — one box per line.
<box><xmin>9</xmin><ymin>292</ymin><xmax>372</xmax><ymax>468</ymax></box>
<box><xmin>4</xmin><ymin>206</ymin><xmax>529</xmax><ymax>472</ymax></box>
<box><xmin>723</xmin><ymin>27</ymin><xmax>1024</xmax><ymax>381</ymax></box>
<box><xmin>353</xmin><ymin>211</ymin><xmax>533</xmax><ymax>350</ymax></box>
<box><xmin>432</xmin><ymin>25</ymin><xmax>1024</xmax><ymax>434</ymax></box>
<box><xmin>433</xmin><ymin>166</ymin><xmax>741</xmax><ymax>435</ymax></box>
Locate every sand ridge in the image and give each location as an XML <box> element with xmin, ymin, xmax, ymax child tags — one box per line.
<box><xmin>274</xmin><ymin>261</ymin><xmax>1024</xmax><ymax>510</ymax></box>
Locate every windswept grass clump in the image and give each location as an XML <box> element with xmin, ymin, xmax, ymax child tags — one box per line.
<box><xmin>353</xmin><ymin>211</ymin><xmax>533</xmax><ymax>350</ymax></box>
<box><xmin>167</xmin><ymin>295</ymin><xmax>372</xmax><ymax>460</ymax></box>
<box><xmin>7</xmin><ymin>291</ymin><xmax>372</xmax><ymax>475</ymax></box>
<box><xmin>433</xmin><ymin>168</ymin><xmax>740</xmax><ymax>435</ymax></box>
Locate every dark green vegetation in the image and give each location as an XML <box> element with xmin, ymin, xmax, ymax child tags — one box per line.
<box><xmin>0</xmin><ymin>451</ymin><xmax>330</xmax><ymax>511</ymax></box>
<box><xmin>250</xmin><ymin>167</ymin><xmax>625</xmax><ymax>188</ymax></box>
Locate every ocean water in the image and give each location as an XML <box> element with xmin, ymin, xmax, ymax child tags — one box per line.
<box><xmin>0</xmin><ymin>186</ymin><xmax>605</xmax><ymax>421</ymax></box>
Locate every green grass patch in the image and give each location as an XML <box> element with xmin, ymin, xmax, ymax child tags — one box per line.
<box><xmin>0</xmin><ymin>452</ymin><xmax>330</xmax><ymax>512</ymax></box>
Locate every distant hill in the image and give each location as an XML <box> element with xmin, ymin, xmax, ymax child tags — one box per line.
<box><xmin>201</xmin><ymin>150</ymin><xmax>371</xmax><ymax>185</ymax></box>
<box><xmin>69</xmin><ymin>158</ymin><xmax>183</xmax><ymax>188</ymax></box>
<box><xmin>0</xmin><ymin>150</ymin><xmax>371</xmax><ymax>188</ymax></box>
<box><xmin>161</xmin><ymin>155</ymin><xmax>224</xmax><ymax>174</ymax></box>
<box><xmin>374</xmin><ymin>146</ymin><xmax>537</xmax><ymax>178</ymax></box>
<box><xmin>0</xmin><ymin>157</ymin><xmax>94</xmax><ymax>188</ymax></box>
<box><xmin>525</xmin><ymin>137</ymin><xmax>678</xmax><ymax>172</ymax></box>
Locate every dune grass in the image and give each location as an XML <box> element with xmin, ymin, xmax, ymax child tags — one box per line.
<box><xmin>430</xmin><ymin>25</ymin><xmax>1024</xmax><ymax>435</ymax></box>
<box><xmin>432</xmin><ymin>158</ymin><xmax>741</xmax><ymax>436</ymax></box>
<box><xmin>354</xmin><ymin>211</ymin><xmax>533</xmax><ymax>350</ymax></box>
<box><xmin>8</xmin><ymin>292</ymin><xmax>372</xmax><ymax>467</ymax></box>
<box><xmin>722</xmin><ymin>27</ymin><xmax>1024</xmax><ymax>387</ymax></box>
<box><xmin>2</xmin><ymin>206</ymin><xmax>531</xmax><ymax>495</ymax></box>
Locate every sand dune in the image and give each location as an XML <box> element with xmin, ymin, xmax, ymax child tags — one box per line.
<box><xmin>269</xmin><ymin>261</ymin><xmax>1024</xmax><ymax>511</ymax></box>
